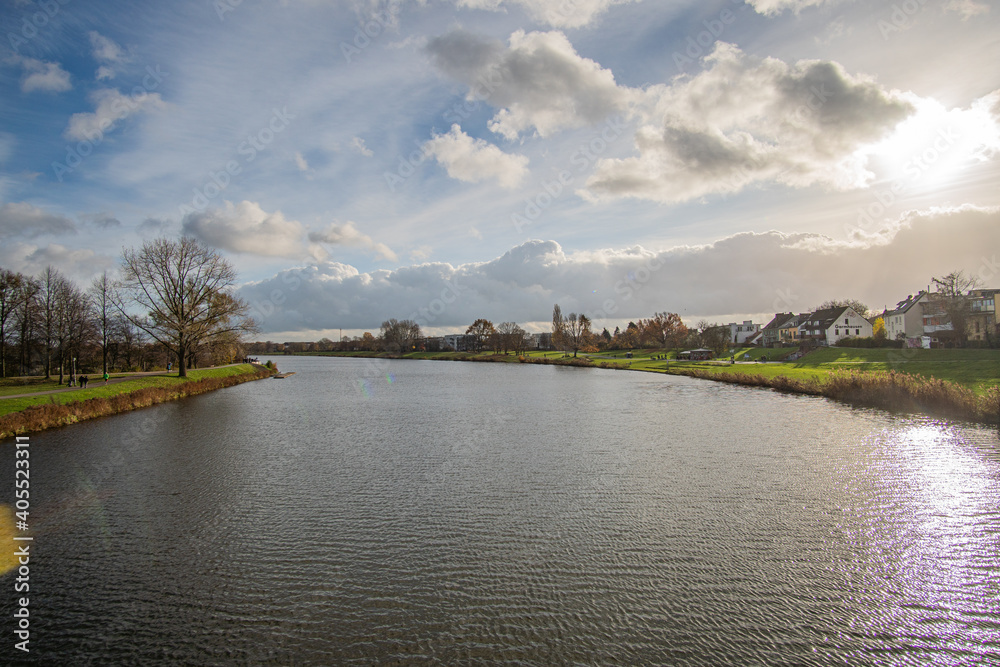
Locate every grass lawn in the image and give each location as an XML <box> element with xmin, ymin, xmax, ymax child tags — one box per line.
<box><xmin>0</xmin><ymin>365</ymin><xmax>258</xmax><ymax>418</ymax></box>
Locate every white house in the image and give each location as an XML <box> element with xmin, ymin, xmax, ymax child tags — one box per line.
<box><xmin>727</xmin><ymin>320</ymin><xmax>761</xmax><ymax>344</ymax></box>
<box><xmin>798</xmin><ymin>306</ymin><xmax>873</xmax><ymax>346</ymax></box>
<box><xmin>883</xmin><ymin>291</ymin><xmax>928</xmax><ymax>341</ymax></box>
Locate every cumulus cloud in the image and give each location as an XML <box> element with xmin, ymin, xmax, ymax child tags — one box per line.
<box><xmin>455</xmin><ymin>0</ymin><xmax>637</xmax><ymax>28</ymax></box>
<box><xmin>182</xmin><ymin>200</ymin><xmax>309</xmax><ymax>258</ymax></box>
<box><xmin>239</xmin><ymin>206</ymin><xmax>1000</xmax><ymax>334</ymax></box>
<box><xmin>425</xmin><ymin>28</ymin><xmax>633</xmax><ymax>139</ymax></box>
<box><xmin>18</xmin><ymin>58</ymin><xmax>72</xmax><ymax>93</ymax></box>
<box><xmin>88</xmin><ymin>31</ymin><xmax>130</xmax><ymax>79</ymax></box>
<box><xmin>308</xmin><ymin>221</ymin><xmax>398</xmax><ymax>262</ymax></box>
<box><xmin>0</xmin><ymin>202</ymin><xmax>76</xmax><ymax>238</ymax></box>
<box><xmin>0</xmin><ymin>242</ymin><xmax>114</xmax><ymax>283</ymax></box>
<box><xmin>64</xmin><ymin>88</ymin><xmax>166</xmax><ymax>142</ymax></box>
<box><xmin>423</xmin><ymin>124</ymin><xmax>529</xmax><ymax>188</ymax></box>
<box><xmin>583</xmin><ymin>43</ymin><xmax>913</xmax><ymax>203</ymax></box>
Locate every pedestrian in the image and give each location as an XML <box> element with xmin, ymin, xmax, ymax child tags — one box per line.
<box><xmin>80</xmin><ymin>375</ymin><xmax>88</xmax><ymax>388</ymax></box>
<box><xmin>103</xmin><ymin>371</ymin><xmax>110</xmax><ymax>384</ymax></box>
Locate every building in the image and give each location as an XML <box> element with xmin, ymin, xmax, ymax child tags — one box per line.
<box><xmin>679</xmin><ymin>348</ymin><xmax>714</xmax><ymax>360</ymax></box>
<box><xmin>778</xmin><ymin>314</ymin><xmax>809</xmax><ymax>346</ymax></box>
<box><xmin>798</xmin><ymin>307</ymin><xmax>873</xmax><ymax>346</ymax></box>
<box><xmin>882</xmin><ymin>291</ymin><xmax>928</xmax><ymax>341</ymax></box>
<box><xmin>760</xmin><ymin>313</ymin><xmax>793</xmax><ymax>348</ymax></box>
<box><xmin>727</xmin><ymin>320</ymin><xmax>761</xmax><ymax>344</ymax></box>
<box><xmin>967</xmin><ymin>288</ymin><xmax>998</xmax><ymax>343</ymax></box>
<box><xmin>442</xmin><ymin>333</ymin><xmax>475</xmax><ymax>351</ymax></box>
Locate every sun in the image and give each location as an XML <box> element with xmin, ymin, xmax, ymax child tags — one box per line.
<box><xmin>863</xmin><ymin>94</ymin><xmax>1000</xmax><ymax>191</ymax></box>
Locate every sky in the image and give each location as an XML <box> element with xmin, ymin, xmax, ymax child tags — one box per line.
<box><xmin>1</xmin><ymin>0</ymin><xmax>999</xmax><ymax>340</ymax></box>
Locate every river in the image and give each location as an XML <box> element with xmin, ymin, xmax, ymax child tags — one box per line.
<box><xmin>2</xmin><ymin>355</ymin><xmax>999</xmax><ymax>664</ymax></box>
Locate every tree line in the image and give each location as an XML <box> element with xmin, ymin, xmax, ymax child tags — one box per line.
<box><xmin>0</xmin><ymin>238</ymin><xmax>256</xmax><ymax>380</ymax></box>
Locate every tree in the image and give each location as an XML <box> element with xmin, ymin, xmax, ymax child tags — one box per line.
<box><xmin>814</xmin><ymin>298</ymin><xmax>872</xmax><ymax>320</ymax></box>
<box><xmin>551</xmin><ymin>304</ymin><xmax>566</xmax><ymax>350</ymax></box>
<box><xmin>113</xmin><ymin>237</ymin><xmax>257</xmax><ymax>377</ymax></box>
<box><xmin>89</xmin><ymin>271</ymin><xmax>113</xmax><ymax>375</ymax></box>
<box><xmin>872</xmin><ymin>317</ymin><xmax>887</xmax><ymax>342</ymax></box>
<box><xmin>466</xmin><ymin>318</ymin><xmax>496</xmax><ymax>353</ymax></box>
<box><xmin>38</xmin><ymin>266</ymin><xmax>63</xmax><ymax>378</ymax></box>
<box><xmin>379</xmin><ymin>318</ymin><xmax>421</xmax><ymax>354</ymax></box>
<box><xmin>0</xmin><ymin>269</ymin><xmax>23</xmax><ymax>377</ymax></box>
<box><xmin>642</xmin><ymin>312</ymin><xmax>688</xmax><ymax>350</ymax></box>
<box><xmin>495</xmin><ymin>321</ymin><xmax>525</xmax><ymax>355</ymax></box>
<box><xmin>930</xmin><ymin>270</ymin><xmax>981</xmax><ymax>346</ymax></box>
<box><xmin>13</xmin><ymin>276</ymin><xmax>40</xmax><ymax>376</ymax></box>
<box><xmin>696</xmin><ymin>320</ymin><xmax>730</xmax><ymax>356</ymax></box>
<box><xmin>561</xmin><ymin>312</ymin><xmax>596</xmax><ymax>357</ymax></box>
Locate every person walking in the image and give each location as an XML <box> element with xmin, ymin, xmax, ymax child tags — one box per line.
<box><xmin>103</xmin><ymin>371</ymin><xmax>110</xmax><ymax>384</ymax></box>
<box><xmin>80</xmin><ymin>375</ymin><xmax>88</xmax><ymax>388</ymax></box>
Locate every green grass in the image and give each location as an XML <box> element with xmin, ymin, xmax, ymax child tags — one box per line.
<box><xmin>0</xmin><ymin>365</ymin><xmax>257</xmax><ymax>418</ymax></box>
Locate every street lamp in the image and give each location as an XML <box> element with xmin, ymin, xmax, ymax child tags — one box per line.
<box><xmin>72</xmin><ymin>357</ymin><xmax>76</xmax><ymax>386</ymax></box>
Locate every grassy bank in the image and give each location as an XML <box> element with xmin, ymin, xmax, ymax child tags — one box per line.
<box><xmin>305</xmin><ymin>349</ymin><xmax>1000</xmax><ymax>425</ymax></box>
<box><xmin>0</xmin><ymin>364</ymin><xmax>274</xmax><ymax>439</ymax></box>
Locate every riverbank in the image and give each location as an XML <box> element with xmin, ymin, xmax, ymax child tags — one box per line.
<box><xmin>0</xmin><ymin>363</ymin><xmax>275</xmax><ymax>440</ymax></box>
<box><xmin>297</xmin><ymin>349</ymin><xmax>1000</xmax><ymax>425</ymax></box>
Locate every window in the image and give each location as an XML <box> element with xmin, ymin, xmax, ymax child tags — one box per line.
<box><xmin>844</xmin><ymin>318</ymin><xmax>849</xmax><ymax>325</ymax></box>
<box><xmin>855</xmin><ymin>329</ymin><xmax>860</xmax><ymax>335</ymax></box>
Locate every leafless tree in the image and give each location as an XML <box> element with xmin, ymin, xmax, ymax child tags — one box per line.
<box><xmin>0</xmin><ymin>269</ymin><xmax>22</xmax><ymax>377</ymax></box>
<box><xmin>113</xmin><ymin>237</ymin><xmax>257</xmax><ymax>377</ymax></box>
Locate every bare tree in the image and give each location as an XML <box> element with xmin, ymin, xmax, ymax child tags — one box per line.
<box><xmin>562</xmin><ymin>312</ymin><xmax>596</xmax><ymax>357</ymax></box>
<box><xmin>930</xmin><ymin>270</ymin><xmax>981</xmax><ymax>346</ymax></box>
<box><xmin>113</xmin><ymin>238</ymin><xmax>257</xmax><ymax>377</ymax></box>
<box><xmin>89</xmin><ymin>271</ymin><xmax>114</xmax><ymax>376</ymax></box>
<box><xmin>379</xmin><ymin>318</ymin><xmax>421</xmax><ymax>354</ymax></box>
<box><xmin>551</xmin><ymin>304</ymin><xmax>566</xmax><ymax>350</ymax></box>
<box><xmin>0</xmin><ymin>269</ymin><xmax>23</xmax><ymax>378</ymax></box>
<box><xmin>495</xmin><ymin>321</ymin><xmax>525</xmax><ymax>355</ymax></box>
<box><xmin>13</xmin><ymin>276</ymin><xmax>40</xmax><ymax>376</ymax></box>
<box><xmin>38</xmin><ymin>266</ymin><xmax>63</xmax><ymax>378</ymax></box>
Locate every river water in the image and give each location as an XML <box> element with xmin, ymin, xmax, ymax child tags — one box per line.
<box><xmin>2</xmin><ymin>355</ymin><xmax>999</xmax><ymax>664</ymax></box>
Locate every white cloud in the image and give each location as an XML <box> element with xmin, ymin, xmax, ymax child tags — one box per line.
<box><xmin>89</xmin><ymin>31</ymin><xmax>128</xmax><ymax>64</ymax></box>
<box><xmin>64</xmin><ymin>88</ymin><xmax>166</xmax><ymax>141</ymax></box>
<box><xmin>350</xmin><ymin>136</ymin><xmax>374</xmax><ymax>157</ymax></box>
<box><xmin>0</xmin><ymin>242</ymin><xmax>114</xmax><ymax>284</ymax></box>
<box><xmin>308</xmin><ymin>220</ymin><xmax>398</xmax><ymax>262</ymax></box>
<box><xmin>944</xmin><ymin>0</ymin><xmax>990</xmax><ymax>20</ymax></box>
<box><xmin>423</xmin><ymin>124</ymin><xmax>529</xmax><ymax>188</ymax></box>
<box><xmin>455</xmin><ymin>0</ymin><xmax>638</xmax><ymax>28</ymax></box>
<box><xmin>746</xmin><ymin>0</ymin><xmax>834</xmax><ymax>15</ymax></box>
<box><xmin>19</xmin><ymin>58</ymin><xmax>71</xmax><ymax>93</ymax></box>
<box><xmin>294</xmin><ymin>151</ymin><xmax>310</xmax><ymax>171</ymax></box>
<box><xmin>0</xmin><ymin>202</ymin><xmax>76</xmax><ymax>238</ymax></box>
<box><xmin>239</xmin><ymin>206</ymin><xmax>1000</xmax><ymax>334</ymax></box>
<box><xmin>583</xmin><ymin>43</ymin><xmax>913</xmax><ymax>203</ymax></box>
<box><xmin>182</xmin><ymin>200</ymin><xmax>309</xmax><ymax>258</ymax></box>
<box><xmin>425</xmin><ymin>28</ymin><xmax>634</xmax><ymax>139</ymax></box>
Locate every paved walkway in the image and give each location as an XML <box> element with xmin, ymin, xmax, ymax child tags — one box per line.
<box><xmin>0</xmin><ymin>364</ymin><xmax>245</xmax><ymax>400</ymax></box>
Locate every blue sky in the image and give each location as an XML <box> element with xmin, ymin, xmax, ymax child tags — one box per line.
<box><xmin>2</xmin><ymin>0</ymin><xmax>999</xmax><ymax>339</ymax></box>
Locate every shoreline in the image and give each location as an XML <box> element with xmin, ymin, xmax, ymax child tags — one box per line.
<box><xmin>0</xmin><ymin>363</ymin><xmax>275</xmax><ymax>441</ymax></box>
<box><xmin>293</xmin><ymin>351</ymin><xmax>1000</xmax><ymax>426</ymax></box>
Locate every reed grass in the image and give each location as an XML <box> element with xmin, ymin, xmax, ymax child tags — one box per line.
<box><xmin>0</xmin><ymin>365</ymin><xmax>274</xmax><ymax>439</ymax></box>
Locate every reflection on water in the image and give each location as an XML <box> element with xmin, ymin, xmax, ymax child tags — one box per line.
<box><xmin>2</xmin><ymin>356</ymin><xmax>998</xmax><ymax>665</ymax></box>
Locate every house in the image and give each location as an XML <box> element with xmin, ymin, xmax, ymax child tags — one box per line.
<box><xmin>778</xmin><ymin>314</ymin><xmax>809</xmax><ymax>346</ymax></box>
<box><xmin>727</xmin><ymin>320</ymin><xmax>761</xmax><ymax>344</ymax></box>
<box><xmin>882</xmin><ymin>291</ymin><xmax>928</xmax><ymax>341</ymax></box>
<box><xmin>798</xmin><ymin>307</ymin><xmax>873</xmax><ymax>346</ymax></box>
<box><xmin>920</xmin><ymin>296</ymin><xmax>954</xmax><ymax>346</ymax></box>
<box><xmin>967</xmin><ymin>288</ymin><xmax>998</xmax><ymax>343</ymax></box>
<box><xmin>760</xmin><ymin>313</ymin><xmax>793</xmax><ymax>348</ymax></box>
<box><xmin>745</xmin><ymin>329</ymin><xmax>764</xmax><ymax>346</ymax></box>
